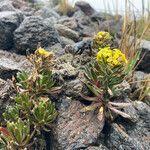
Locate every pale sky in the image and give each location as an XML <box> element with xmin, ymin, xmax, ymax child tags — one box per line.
<box><xmin>40</xmin><ymin>0</ymin><xmax>149</xmax><ymax>15</ymax></box>
<box><xmin>69</xmin><ymin>0</ymin><xmax>149</xmax><ymax>15</ymax></box>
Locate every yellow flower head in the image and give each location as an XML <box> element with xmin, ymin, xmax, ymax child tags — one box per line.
<box><xmin>96</xmin><ymin>47</ymin><xmax>128</xmax><ymax>67</ymax></box>
<box><xmin>36</xmin><ymin>47</ymin><xmax>53</xmax><ymax>57</ymax></box>
<box><xmin>95</xmin><ymin>31</ymin><xmax>112</xmax><ymax>39</ymax></box>
<box><xmin>93</xmin><ymin>31</ymin><xmax>112</xmax><ymax>48</ymax></box>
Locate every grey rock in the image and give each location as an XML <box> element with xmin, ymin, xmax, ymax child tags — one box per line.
<box><xmin>11</xmin><ymin>0</ymin><xmax>29</xmax><ymax>10</ymax></box>
<box><xmin>106</xmin><ymin>101</ymin><xmax>150</xmax><ymax>150</ymax></box>
<box><xmin>65</xmin><ymin>79</ymin><xmax>82</xmax><ymax>98</ymax></box>
<box><xmin>56</xmin><ymin>53</ymin><xmax>74</xmax><ymax>64</ymax></box>
<box><xmin>114</xmin><ymin>80</ymin><xmax>131</xmax><ymax>96</ymax></box>
<box><xmin>73</xmin><ymin>9</ymin><xmax>98</xmax><ymax>37</ymax></box>
<box><xmin>35</xmin><ymin>7</ymin><xmax>60</xmax><ymax>19</ymax></box>
<box><xmin>133</xmin><ymin>101</ymin><xmax>150</xmax><ymax>125</ymax></box>
<box><xmin>140</xmin><ymin>39</ymin><xmax>150</xmax><ymax>50</ymax></box>
<box><xmin>81</xmin><ymin>24</ymin><xmax>99</xmax><ymax>37</ymax></box>
<box><xmin>73</xmin><ymin>10</ymin><xmax>98</xmax><ymax>38</ymax></box>
<box><xmin>131</xmin><ymin>71</ymin><xmax>150</xmax><ymax>104</ymax></box>
<box><xmin>0</xmin><ymin>50</ymin><xmax>32</xmax><ymax>80</ymax></box>
<box><xmin>123</xmin><ymin>100</ymin><xmax>139</xmax><ymax>123</ymax></box>
<box><xmin>55</xmin><ymin>24</ymin><xmax>80</xmax><ymax>42</ymax></box>
<box><xmin>0</xmin><ymin>0</ymin><xmax>31</xmax><ymax>12</ymax></box>
<box><xmin>132</xmin><ymin>71</ymin><xmax>146</xmax><ymax>89</ymax></box>
<box><xmin>107</xmin><ymin>124</ymin><xmax>148</xmax><ymax>150</ymax></box>
<box><xmin>78</xmin><ymin>15</ymin><xmax>92</xmax><ymax>27</ymax></box>
<box><xmin>91</xmin><ymin>12</ymin><xmax>115</xmax><ymax>22</ymax></box>
<box><xmin>56</xmin><ymin>53</ymin><xmax>92</xmax><ymax>71</ymax></box>
<box><xmin>20</xmin><ymin>7</ymin><xmax>34</xmax><ymax>17</ymax></box>
<box><xmin>53</xmin><ymin>98</ymin><xmax>104</xmax><ymax>150</ymax></box>
<box><xmin>0</xmin><ymin>78</ymin><xmax>14</xmax><ymax>121</ymax></box>
<box><xmin>49</xmin><ymin>43</ymin><xmax>64</xmax><ymax>56</ymax></box>
<box><xmin>72</xmin><ymin>53</ymin><xmax>92</xmax><ymax>69</ymax></box>
<box><xmin>54</xmin><ymin>52</ymin><xmax>91</xmax><ymax>83</ymax></box>
<box><xmin>14</xmin><ymin>16</ymin><xmax>62</xmax><ymax>54</ymax></box>
<box><xmin>60</xmin><ymin>36</ymin><xmax>75</xmax><ymax>47</ymax></box>
<box><xmin>0</xmin><ymin>11</ymin><xmax>23</xmax><ymax>50</ymax></box>
<box><xmin>138</xmin><ymin>48</ymin><xmax>150</xmax><ymax>73</ymax></box>
<box><xmin>128</xmin><ymin>38</ymin><xmax>150</xmax><ymax>73</ymax></box>
<box><xmin>44</xmin><ymin>17</ymin><xmax>58</xmax><ymax>25</ymax></box>
<box><xmin>55</xmin><ymin>60</ymin><xmax>79</xmax><ymax>80</ymax></box>
<box><xmin>58</xmin><ymin>17</ymin><xmax>78</xmax><ymax>30</ymax></box>
<box><xmin>99</xmin><ymin>19</ymin><xmax>123</xmax><ymax>35</ymax></box>
<box><xmin>85</xmin><ymin>145</ymin><xmax>109</xmax><ymax>150</ymax></box>
<box><xmin>73</xmin><ymin>9</ymin><xmax>85</xmax><ymax>19</ymax></box>
<box><xmin>0</xmin><ymin>0</ymin><xmax>16</xmax><ymax>12</ymax></box>
<box><xmin>73</xmin><ymin>39</ymin><xmax>92</xmax><ymax>54</ymax></box>
<box><xmin>75</xmin><ymin>1</ymin><xmax>95</xmax><ymax>16</ymax></box>
<box><xmin>65</xmin><ymin>39</ymin><xmax>92</xmax><ymax>55</ymax></box>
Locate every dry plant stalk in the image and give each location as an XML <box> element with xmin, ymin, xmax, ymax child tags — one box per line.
<box><xmin>119</xmin><ymin>0</ymin><xmax>150</xmax><ymax>79</ymax></box>
<box><xmin>138</xmin><ymin>75</ymin><xmax>150</xmax><ymax>101</ymax></box>
<box><xmin>130</xmin><ymin>75</ymin><xmax>150</xmax><ymax>101</ymax></box>
<box><xmin>120</xmin><ymin>0</ymin><xmax>150</xmax><ymax>101</ymax></box>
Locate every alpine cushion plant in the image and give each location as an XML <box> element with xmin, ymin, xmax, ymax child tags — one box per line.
<box><xmin>28</xmin><ymin>47</ymin><xmax>55</xmax><ymax>73</ymax></box>
<box><xmin>0</xmin><ymin>119</ymin><xmax>32</xmax><ymax>150</ymax></box>
<box><xmin>32</xmin><ymin>96</ymin><xmax>58</xmax><ymax>131</ymax></box>
<box><xmin>0</xmin><ymin>48</ymin><xmax>59</xmax><ymax>149</ymax></box>
<box><xmin>16</xmin><ymin>47</ymin><xmax>61</xmax><ymax>97</ymax></box>
<box><xmin>81</xmin><ymin>46</ymin><xmax>132</xmax><ymax>121</ymax></box>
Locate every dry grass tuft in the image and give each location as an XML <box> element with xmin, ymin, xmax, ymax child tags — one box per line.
<box><xmin>57</xmin><ymin>0</ymin><xmax>74</xmax><ymax>15</ymax></box>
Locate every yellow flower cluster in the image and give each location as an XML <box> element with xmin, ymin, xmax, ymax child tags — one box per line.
<box><xmin>93</xmin><ymin>31</ymin><xmax>112</xmax><ymax>48</ymax></box>
<box><xmin>96</xmin><ymin>47</ymin><xmax>128</xmax><ymax>66</ymax></box>
<box><xmin>36</xmin><ymin>47</ymin><xmax>53</xmax><ymax>57</ymax></box>
<box><xmin>95</xmin><ymin>31</ymin><xmax>112</xmax><ymax>40</ymax></box>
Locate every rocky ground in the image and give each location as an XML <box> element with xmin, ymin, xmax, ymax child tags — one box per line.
<box><xmin>0</xmin><ymin>0</ymin><xmax>150</xmax><ymax>150</ymax></box>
